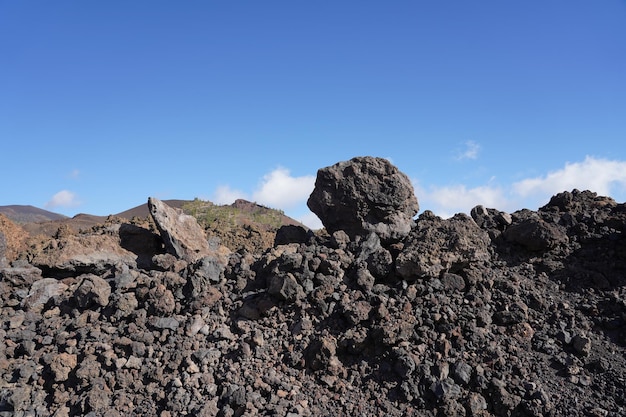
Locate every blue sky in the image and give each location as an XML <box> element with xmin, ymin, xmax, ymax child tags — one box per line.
<box><xmin>2</xmin><ymin>1</ymin><xmax>625</xmax><ymax>229</ymax></box>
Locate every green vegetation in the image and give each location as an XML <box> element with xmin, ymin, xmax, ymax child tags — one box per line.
<box><xmin>181</xmin><ymin>198</ymin><xmax>285</xmax><ymax>230</ymax></box>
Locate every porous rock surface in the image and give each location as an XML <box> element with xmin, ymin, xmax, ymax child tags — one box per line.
<box><xmin>1</xmin><ymin>158</ymin><xmax>626</xmax><ymax>417</ymax></box>
<box><xmin>307</xmin><ymin>156</ymin><xmax>419</xmax><ymax>242</ymax></box>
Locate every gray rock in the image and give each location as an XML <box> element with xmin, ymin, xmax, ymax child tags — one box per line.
<box><xmin>452</xmin><ymin>361</ymin><xmax>473</xmax><ymax>385</ymax></box>
<box><xmin>191</xmin><ymin>256</ymin><xmax>224</xmax><ymax>288</ymax></box>
<box><xmin>268</xmin><ymin>272</ymin><xmax>304</xmax><ymax>302</ymax></box>
<box><xmin>149</xmin><ymin>316</ymin><xmax>180</xmax><ymax>330</ymax></box>
<box><xmin>148</xmin><ymin>197</ymin><xmax>212</xmax><ymax>262</ymax></box>
<box><xmin>23</xmin><ymin>278</ymin><xmax>68</xmax><ymax>311</ymax></box>
<box><xmin>74</xmin><ymin>274</ymin><xmax>111</xmax><ymax>308</ymax></box>
<box><xmin>1</xmin><ymin>265</ymin><xmax>43</xmax><ymax>288</ymax></box>
<box><xmin>307</xmin><ymin>156</ymin><xmax>419</xmax><ymax>242</ymax></box>
<box><xmin>355</xmin><ymin>232</ymin><xmax>393</xmax><ymax>280</ymax></box>
<box><xmin>0</xmin><ymin>231</ymin><xmax>7</xmax><ymax>268</ymax></box>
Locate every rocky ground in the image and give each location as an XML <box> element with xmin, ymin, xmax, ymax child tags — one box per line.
<box><xmin>1</xmin><ymin>156</ymin><xmax>625</xmax><ymax>416</ymax></box>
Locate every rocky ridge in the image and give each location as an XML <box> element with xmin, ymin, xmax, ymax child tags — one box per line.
<box><xmin>1</xmin><ymin>156</ymin><xmax>625</xmax><ymax>416</ymax></box>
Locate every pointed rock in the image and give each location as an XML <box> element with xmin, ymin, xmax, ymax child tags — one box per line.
<box><xmin>148</xmin><ymin>197</ymin><xmax>212</xmax><ymax>263</ymax></box>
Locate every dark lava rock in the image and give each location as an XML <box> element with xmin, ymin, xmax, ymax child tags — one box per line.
<box><xmin>1</xmin><ymin>157</ymin><xmax>626</xmax><ymax>417</ymax></box>
<box><xmin>307</xmin><ymin>156</ymin><xmax>419</xmax><ymax>242</ymax></box>
<box><xmin>503</xmin><ymin>217</ymin><xmax>568</xmax><ymax>251</ymax></box>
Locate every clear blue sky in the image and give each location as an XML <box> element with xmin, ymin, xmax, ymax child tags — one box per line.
<box><xmin>2</xmin><ymin>1</ymin><xmax>625</xmax><ymax>228</ymax></box>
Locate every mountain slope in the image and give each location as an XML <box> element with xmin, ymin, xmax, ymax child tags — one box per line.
<box><xmin>0</xmin><ymin>205</ymin><xmax>67</xmax><ymax>224</ymax></box>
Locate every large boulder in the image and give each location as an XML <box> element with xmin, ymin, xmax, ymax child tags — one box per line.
<box><xmin>307</xmin><ymin>156</ymin><xmax>419</xmax><ymax>242</ymax></box>
<box><xmin>148</xmin><ymin>197</ymin><xmax>213</xmax><ymax>263</ymax></box>
<box><xmin>30</xmin><ymin>233</ymin><xmax>137</xmax><ymax>276</ymax></box>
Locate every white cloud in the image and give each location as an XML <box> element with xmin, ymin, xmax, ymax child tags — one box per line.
<box><xmin>210</xmin><ymin>167</ymin><xmax>320</xmax><ymax>228</ymax></box>
<box><xmin>212</xmin><ymin>185</ymin><xmax>248</xmax><ymax>205</ymax></box>
<box><xmin>67</xmin><ymin>169</ymin><xmax>80</xmax><ymax>179</ymax></box>
<box><xmin>45</xmin><ymin>190</ymin><xmax>81</xmax><ymax>209</ymax></box>
<box><xmin>210</xmin><ymin>156</ymin><xmax>626</xmax><ymax>229</ymax></box>
<box><xmin>252</xmin><ymin>167</ymin><xmax>316</xmax><ymax>209</ymax></box>
<box><xmin>414</xmin><ymin>156</ymin><xmax>626</xmax><ymax>218</ymax></box>
<box><xmin>513</xmin><ymin>156</ymin><xmax>626</xmax><ymax>199</ymax></box>
<box><xmin>455</xmin><ymin>140</ymin><xmax>480</xmax><ymax>160</ymax></box>
<box><xmin>414</xmin><ymin>180</ymin><xmax>512</xmax><ymax>218</ymax></box>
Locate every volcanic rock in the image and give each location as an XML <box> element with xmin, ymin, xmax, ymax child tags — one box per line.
<box><xmin>73</xmin><ymin>274</ymin><xmax>111</xmax><ymax>308</ymax></box>
<box><xmin>23</xmin><ymin>277</ymin><xmax>68</xmax><ymax>312</ymax></box>
<box><xmin>396</xmin><ymin>211</ymin><xmax>491</xmax><ymax>280</ymax></box>
<box><xmin>29</xmin><ymin>232</ymin><xmax>137</xmax><ymax>276</ymax></box>
<box><xmin>1</xmin><ymin>158</ymin><xmax>625</xmax><ymax>417</ymax></box>
<box><xmin>307</xmin><ymin>156</ymin><xmax>419</xmax><ymax>242</ymax></box>
<box><xmin>148</xmin><ymin>196</ymin><xmax>213</xmax><ymax>262</ymax></box>
<box><xmin>0</xmin><ymin>214</ymin><xmax>27</xmax><ymax>267</ymax></box>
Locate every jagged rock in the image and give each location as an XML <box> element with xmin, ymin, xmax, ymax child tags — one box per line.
<box><xmin>503</xmin><ymin>217</ymin><xmax>568</xmax><ymax>251</ymax></box>
<box><xmin>148</xmin><ymin>197</ymin><xmax>213</xmax><ymax>263</ymax></box>
<box><xmin>470</xmin><ymin>205</ymin><xmax>512</xmax><ymax>238</ymax></box>
<box><xmin>1</xmin><ymin>264</ymin><xmax>43</xmax><ymax>288</ymax></box>
<box><xmin>0</xmin><ymin>214</ymin><xmax>28</xmax><ymax>266</ymax></box>
<box><xmin>307</xmin><ymin>156</ymin><xmax>419</xmax><ymax>242</ymax></box>
<box><xmin>48</xmin><ymin>353</ymin><xmax>77</xmax><ymax>382</ymax></box>
<box><xmin>2</xmin><ymin>161</ymin><xmax>626</xmax><ymax>417</ymax></box>
<box><xmin>73</xmin><ymin>274</ymin><xmax>111</xmax><ymax>308</ymax></box>
<box><xmin>23</xmin><ymin>278</ymin><xmax>68</xmax><ymax>311</ymax></box>
<box><xmin>356</xmin><ymin>232</ymin><xmax>393</xmax><ymax>279</ymax></box>
<box><xmin>268</xmin><ymin>272</ymin><xmax>304</xmax><ymax>302</ymax></box>
<box><xmin>396</xmin><ymin>211</ymin><xmax>491</xmax><ymax>280</ymax></box>
<box><xmin>30</xmin><ymin>233</ymin><xmax>137</xmax><ymax>276</ymax></box>
<box><xmin>305</xmin><ymin>335</ymin><xmax>340</xmax><ymax>372</ymax></box>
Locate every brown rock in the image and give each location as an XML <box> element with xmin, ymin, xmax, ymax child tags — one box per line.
<box><xmin>396</xmin><ymin>212</ymin><xmax>491</xmax><ymax>280</ymax></box>
<box><xmin>30</xmin><ymin>233</ymin><xmax>137</xmax><ymax>275</ymax></box>
<box><xmin>0</xmin><ymin>213</ymin><xmax>28</xmax><ymax>266</ymax></box>
<box><xmin>49</xmin><ymin>353</ymin><xmax>77</xmax><ymax>382</ymax></box>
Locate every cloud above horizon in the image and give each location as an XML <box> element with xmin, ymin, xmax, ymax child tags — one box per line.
<box><xmin>212</xmin><ymin>167</ymin><xmax>320</xmax><ymax>228</ymax></box>
<box><xmin>417</xmin><ymin>156</ymin><xmax>626</xmax><ymax>217</ymax></box>
<box><xmin>512</xmin><ymin>156</ymin><xmax>626</xmax><ymax>199</ymax></box>
<box><xmin>211</xmin><ymin>156</ymin><xmax>626</xmax><ymax>228</ymax></box>
<box><xmin>252</xmin><ymin>168</ymin><xmax>316</xmax><ymax>209</ymax></box>
<box><xmin>213</xmin><ymin>168</ymin><xmax>315</xmax><ymax>209</ymax></box>
<box><xmin>45</xmin><ymin>190</ymin><xmax>81</xmax><ymax>209</ymax></box>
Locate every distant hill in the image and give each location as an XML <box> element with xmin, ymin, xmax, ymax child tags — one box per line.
<box><xmin>0</xmin><ymin>205</ymin><xmax>67</xmax><ymax>224</ymax></box>
<box><xmin>115</xmin><ymin>199</ymin><xmax>188</xmax><ymax>219</ymax></box>
<box><xmin>3</xmin><ymin>199</ymin><xmax>310</xmax><ymax>252</ymax></box>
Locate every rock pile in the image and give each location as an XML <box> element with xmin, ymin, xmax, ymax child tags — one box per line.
<box><xmin>1</xmin><ymin>157</ymin><xmax>625</xmax><ymax>416</ymax></box>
